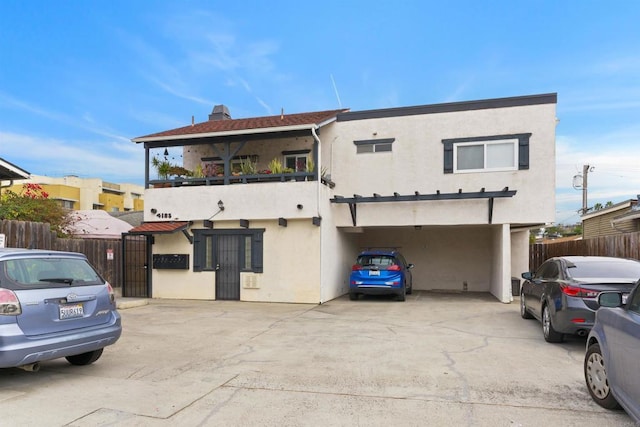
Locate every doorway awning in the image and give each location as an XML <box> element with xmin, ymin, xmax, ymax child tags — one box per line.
<box><xmin>129</xmin><ymin>221</ymin><xmax>190</xmax><ymax>234</ymax></box>
<box><xmin>129</xmin><ymin>221</ymin><xmax>193</xmax><ymax>243</ymax></box>
<box><xmin>330</xmin><ymin>188</ymin><xmax>517</xmax><ymax>226</ymax></box>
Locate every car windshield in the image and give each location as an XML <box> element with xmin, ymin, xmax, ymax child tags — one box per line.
<box><xmin>567</xmin><ymin>260</ymin><xmax>640</xmax><ymax>280</ymax></box>
<box><xmin>356</xmin><ymin>255</ymin><xmax>396</xmax><ymax>267</ymax></box>
<box><xmin>3</xmin><ymin>257</ymin><xmax>103</xmax><ymax>289</ymax></box>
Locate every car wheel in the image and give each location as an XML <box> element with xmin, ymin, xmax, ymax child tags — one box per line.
<box><xmin>542</xmin><ymin>304</ymin><xmax>564</xmax><ymax>343</ymax></box>
<box><xmin>584</xmin><ymin>343</ymin><xmax>621</xmax><ymax>410</ymax></box>
<box><xmin>349</xmin><ymin>293</ymin><xmax>358</xmax><ymax>301</ymax></box>
<box><xmin>397</xmin><ymin>287</ymin><xmax>406</xmax><ymax>301</ymax></box>
<box><xmin>520</xmin><ymin>292</ymin><xmax>533</xmax><ymax>319</ymax></box>
<box><xmin>65</xmin><ymin>349</ymin><xmax>103</xmax><ymax>366</ymax></box>
<box><xmin>406</xmin><ymin>280</ymin><xmax>412</xmax><ymax>295</ymax></box>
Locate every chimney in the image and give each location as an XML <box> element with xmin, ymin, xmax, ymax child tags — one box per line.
<box><xmin>209</xmin><ymin>105</ymin><xmax>231</xmax><ymax>121</ymax></box>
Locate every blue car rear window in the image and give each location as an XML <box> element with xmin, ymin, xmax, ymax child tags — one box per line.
<box><xmin>357</xmin><ymin>255</ymin><xmax>396</xmax><ymax>267</ymax></box>
<box><xmin>2</xmin><ymin>258</ymin><xmax>103</xmax><ymax>289</ymax></box>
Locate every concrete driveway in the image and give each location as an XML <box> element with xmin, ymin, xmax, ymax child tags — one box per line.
<box><xmin>0</xmin><ymin>292</ymin><xmax>633</xmax><ymax>426</ymax></box>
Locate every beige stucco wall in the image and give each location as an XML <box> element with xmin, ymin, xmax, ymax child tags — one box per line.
<box><xmin>151</xmin><ymin>232</ymin><xmax>216</xmax><ymax>299</ymax></box>
<box><xmin>143</xmin><ymin>181</ymin><xmax>321</xmax><ymax>223</ymax></box>
<box><xmin>510</xmin><ymin>229</ymin><xmax>530</xmax><ymax>293</ymax></box>
<box><xmin>489</xmin><ymin>224</ymin><xmax>512</xmax><ymax>303</ymax></box>
<box><xmin>241</xmin><ymin>219</ymin><xmax>321</xmax><ymax>303</ymax></box>
<box><xmin>318</xmin><ymin>186</ymin><xmax>358</xmax><ymax>302</ymax></box>
<box><xmin>326</xmin><ymin>102</ymin><xmax>556</xmax><ymax>227</ymax></box>
<box><xmin>149</xmin><ymin>219</ymin><xmax>322</xmax><ymax>303</ymax></box>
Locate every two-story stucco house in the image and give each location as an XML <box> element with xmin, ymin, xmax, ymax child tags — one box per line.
<box><xmin>130</xmin><ymin>93</ymin><xmax>557</xmax><ymax>304</ymax></box>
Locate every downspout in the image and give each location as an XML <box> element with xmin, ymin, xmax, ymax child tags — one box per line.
<box><xmin>311</xmin><ymin>126</ymin><xmax>324</xmax><ymax>304</ymax></box>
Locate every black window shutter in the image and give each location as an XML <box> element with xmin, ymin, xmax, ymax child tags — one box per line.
<box><xmin>192</xmin><ymin>233</ymin><xmax>202</xmax><ymax>272</ymax></box>
<box><xmin>253</xmin><ymin>233</ymin><xmax>263</xmax><ymax>273</ymax></box>
<box><xmin>443</xmin><ymin>141</ymin><xmax>454</xmax><ymax>174</ymax></box>
<box><xmin>518</xmin><ymin>134</ymin><xmax>531</xmax><ymax>170</ymax></box>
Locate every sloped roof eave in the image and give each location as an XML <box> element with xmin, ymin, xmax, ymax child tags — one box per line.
<box><xmin>0</xmin><ymin>157</ymin><xmax>30</xmax><ymax>180</ymax></box>
<box><xmin>132</xmin><ymin>123</ymin><xmax>317</xmax><ymax>143</ymax></box>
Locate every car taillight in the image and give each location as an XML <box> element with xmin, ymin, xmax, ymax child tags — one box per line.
<box><xmin>0</xmin><ymin>288</ymin><xmax>21</xmax><ymax>315</ymax></box>
<box><xmin>106</xmin><ymin>281</ymin><xmax>116</xmax><ymax>304</ymax></box>
<box><xmin>352</xmin><ymin>264</ymin><xmax>363</xmax><ymax>271</ymax></box>
<box><xmin>559</xmin><ymin>283</ymin><xmax>598</xmax><ymax>298</ymax></box>
<box><xmin>387</xmin><ymin>265</ymin><xmax>401</xmax><ymax>271</ymax></box>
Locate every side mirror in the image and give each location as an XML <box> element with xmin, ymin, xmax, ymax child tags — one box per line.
<box><xmin>598</xmin><ymin>292</ymin><xmax>623</xmax><ymax>308</ymax></box>
<box><xmin>407</xmin><ymin>263</ymin><xmax>414</xmax><ymax>270</ymax></box>
<box><xmin>521</xmin><ymin>272</ymin><xmax>533</xmax><ymax>280</ymax></box>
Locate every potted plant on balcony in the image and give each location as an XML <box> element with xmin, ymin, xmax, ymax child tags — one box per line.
<box><xmin>240</xmin><ymin>158</ymin><xmax>257</xmax><ymax>175</ymax></box>
<box><xmin>268</xmin><ymin>158</ymin><xmax>283</xmax><ymax>174</ymax></box>
<box><xmin>267</xmin><ymin>158</ymin><xmax>283</xmax><ymax>181</ymax></box>
<box><xmin>283</xmin><ymin>167</ymin><xmax>295</xmax><ymax>181</ymax></box>
<box><xmin>192</xmin><ymin>164</ymin><xmax>205</xmax><ymax>178</ymax></box>
<box><xmin>167</xmin><ymin>165</ymin><xmax>192</xmax><ymax>178</ymax></box>
<box><xmin>151</xmin><ymin>155</ymin><xmax>173</xmax><ymax>187</ymax></box>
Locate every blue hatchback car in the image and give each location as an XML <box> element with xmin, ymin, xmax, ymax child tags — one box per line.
<box><xmin>584</xmin><ymin>282</ymin><xmax>640</xmax><ymax>423</ymax></box>
<box><xmin>0</xmin><ymin>248</ymin><xmax>122</xmax><ymax>371</ymax></box>
<box><xmin>349</xmin><ymin>249</ymin><xmax>414</xmax><ymax>301</ymax></box>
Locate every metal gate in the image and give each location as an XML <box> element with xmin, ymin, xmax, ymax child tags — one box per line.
<box><xmin>122</xmin><ymin>234</ymin><xmax>151</xmax><ymax>297</ymax></box>
<box><xmin>215</xmin><ymin>235</ymin><xmax>241</xmax><ymax>300</ymax></box>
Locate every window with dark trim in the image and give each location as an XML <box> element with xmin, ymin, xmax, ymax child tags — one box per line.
<box><xmin>192</xmin><ymin>229</ymin><xmax>264</xmax><ymax>273</ymax></box>
<box><xmin>442</xmin><ymin>133</ymin><xmax>531</xmax><ymax>174</ymax></box>
<box><xmin>354</xmin><ymin>138</ymin><xmax>395</xmax><ymax>154</ymax></box>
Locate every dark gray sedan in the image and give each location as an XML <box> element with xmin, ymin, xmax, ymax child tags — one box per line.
<box><xmin>520</xmin><ymin>256</ymin><xmax>640</xmax><ymax>343</ymax></box>
<box><xmin>585</xmin><ymin>286</ymin><xmax>640</xmax><ymax>423</ymax></box>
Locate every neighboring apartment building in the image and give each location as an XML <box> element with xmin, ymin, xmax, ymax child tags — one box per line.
<box><xmin>6</xmin><ymin>175</ymin><xmax>144</xmax><ymax>212</ymax></box>
<box><xmin>581</xmin><ymin>198</ymin><xmax>640</xmax><ymax>239</ymax></box>
<box><xmin>131</xmin><ymin>93</ymin><xmax>557</xmax><ymax>304</ymax></box>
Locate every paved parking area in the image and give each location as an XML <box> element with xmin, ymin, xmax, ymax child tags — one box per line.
<box><xmin>0</xmin><ymin>292</ymin><xmax>634</xmax><ymax>426</ymax></box>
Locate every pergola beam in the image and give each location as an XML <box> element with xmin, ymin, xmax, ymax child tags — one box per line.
<box><xmin>330</xmin><ymin>188</ymin><xmax>517</xmax><ymax>226</ymax></box>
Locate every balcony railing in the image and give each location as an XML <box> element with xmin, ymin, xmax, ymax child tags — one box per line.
<box><xmin>149</xmin><ymin>171</ymin><xmax>317</xmax><ymax>188</ymax></box>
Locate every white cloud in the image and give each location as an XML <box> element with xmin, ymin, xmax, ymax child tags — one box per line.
<box><xmin>0</xmin><ymin>131</ymin><xmax>144</xmax><ymax>183</ymax></box>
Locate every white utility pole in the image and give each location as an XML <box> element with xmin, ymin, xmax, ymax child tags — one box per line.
<box><xmin>581</xmin><ymin>164</ymin><xmax>593</xmax><ymax>214</ymax></box>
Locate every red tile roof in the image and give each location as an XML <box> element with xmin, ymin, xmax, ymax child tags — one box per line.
<box><xmin>129</xmin><ymin>221</ymin><xmax>190</xmax><ymax>234</ymax></box>
<box><xmin>134</xmin><ymin>109</ymin><xmax>348</xmax><ymax>141</ymax></box>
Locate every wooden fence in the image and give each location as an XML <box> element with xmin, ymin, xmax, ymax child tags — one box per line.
<box><xmin>1</xmin><ymin>219</ymin><xmax>123</xmax><ymax>289</ymax></box>
<box><xmin>530</xmin><ymin>232</ymin><xmax>640</xmax><ymax>271</ymax></box>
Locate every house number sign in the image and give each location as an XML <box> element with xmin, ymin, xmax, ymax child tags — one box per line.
<box><xmin>156</xmin><ymin>212</ymin><xmax>172</xmax><ymax>219</ymax></box>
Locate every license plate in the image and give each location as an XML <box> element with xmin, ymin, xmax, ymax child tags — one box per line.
<box><xmin>60</xmin><ymin>304</ymin><xmax>84</xmax><ymax>320</ymax></box>
<box><xmin>623</xmin><ymin>294</ymin><xmax>629</xmax><ymax>304</ymax></box>
<box><xmin>369</xmin><ymin>270</ymin><xmax>380</xmax><ymax>276</ymax></box>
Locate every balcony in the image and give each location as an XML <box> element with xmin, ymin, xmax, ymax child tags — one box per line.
<box><xmin>149</xmin><ymin>171</ymin><xmax>317</xmax><ymax>188</ymax></box>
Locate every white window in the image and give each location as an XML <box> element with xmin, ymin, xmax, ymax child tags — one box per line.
<box><xmin>453</xmin><ymin>139</ymin><xmax>517</xmax><ymax>173</ymax></box>
<box><xmin>354</xmin><ymin>138</ymin><xmax>394</xmax><ymax>154</ymax></box>
<box><xmin>284</xmin><ymin>155</ymin><xmax>307</xmax><ymax>172</ymax></box>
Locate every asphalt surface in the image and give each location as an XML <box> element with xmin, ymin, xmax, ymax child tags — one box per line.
<box><xmin>0</xmin><ymin>292</ymin><xmax>634</xmax><ymax>426</ymax></box>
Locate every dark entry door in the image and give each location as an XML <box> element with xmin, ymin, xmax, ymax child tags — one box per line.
<box><xmin>122</xmin><ymin>234</ymin><xmax>150</xmax><ymax>297</ymax></box>
<box><xmin>215</xmin><ymin>235</ymin><xmax>241</xmax><ymax>300</ymax></box>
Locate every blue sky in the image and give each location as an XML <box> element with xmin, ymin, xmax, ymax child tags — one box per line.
<box><xmin>1</xmin><ymin>1</ymin><xmax>639</xmax><ymax>224</ymax></box>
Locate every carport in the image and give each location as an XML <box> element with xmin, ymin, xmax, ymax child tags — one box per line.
<box><xmin>328</xmin><ymin>188</ymin><xmax>530</xmax><ymax>303</ymax></box>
